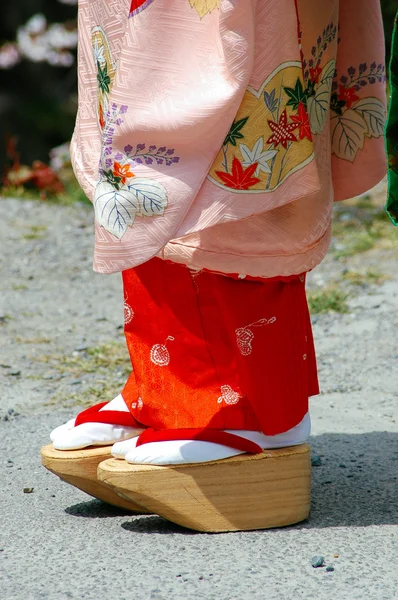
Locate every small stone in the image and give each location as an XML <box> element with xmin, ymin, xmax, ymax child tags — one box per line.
<box><xmin>312</xmin><ymin>555</ymin><xmax>325</xmax><ymax>568</ymax></box>
<box><xmin>23</xmin><ymin>487</ymin><xmax>34</xmax><ymax>494</ymax></box>
<box><xmin>311</xmin><ymin>455</ymin><xmax>322</xmax><ymax>467</ymax></box>
<box><xmin>71</xmin><ymin>380</ymin><xmax>82</xmax><ymax>385</ymax></box>
<box><xmin>326</xmin><ymin>566</ymin><xmax>335</xmax><ymax>572</ymax></box>
<box><xmin>347</xmin><ymin>474</ymin><xmax>354</xmax><ymax>478</ymax></box>
<box><xmin>339</xmin><ymin>463</ymin><xmax>347</xmax><ymax>468</ymax></box>
<box><xmin>9</xmin><ymin>370</ymin><xmax>21</xmax><ymax>377</ymax></box>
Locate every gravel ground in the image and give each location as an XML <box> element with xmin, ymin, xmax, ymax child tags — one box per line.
<box><xmin>1</xmin><ymin>196</ymin><xmax>397</xmax><ymax>600</ymax></box>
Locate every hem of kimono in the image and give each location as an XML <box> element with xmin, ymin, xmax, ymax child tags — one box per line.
<box><xmin>176</xmin><ymin>160</ymin><xmax>322</xmax><ymax>239</ymax></box>
<box><xmin>333</xmin><ymin>166</ymin><xmax>387</xmax><ymax>203</ymax></box>
<box><xmin>158</xmin><ymin>223</ymin><xmax>332</xmax><ymax>280</ymax></box>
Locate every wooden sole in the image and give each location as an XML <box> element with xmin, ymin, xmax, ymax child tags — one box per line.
<box><xmin>97</xmin><ymin>444</ymin><xmax>311</xmax><ymax>532</ymax></box>
<box><xmin>40</xmin><ymin>444</ymin><xmax>150</xmax><ymax>513</ymax></box>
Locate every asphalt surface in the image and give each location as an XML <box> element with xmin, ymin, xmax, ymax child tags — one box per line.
<box><xmin>1</xmin><ymin>197</ymin><xmax>397</xmax><ymax>600</ymax></box>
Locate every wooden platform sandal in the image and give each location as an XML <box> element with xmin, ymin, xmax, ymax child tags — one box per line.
<box><xmin>41</xmin><ymin>403</ymin><xmax>150</xmax><ymax>513</ymax></box>
<box><xmin>97</xmin><ymin>428</ymin><xmax>311</xmax><ymax>532</ymax></box>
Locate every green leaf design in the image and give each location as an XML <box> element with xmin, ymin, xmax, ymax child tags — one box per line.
<box><xmin>224</xmin><ymin>117</ymin><xmax>249</xmax><ymax>147</ymax></box>
<box><xmin>97</xmin><ymin>61</ymin><xmax>111</xmax><ymax>94</ymax></box>
<box><xmin>330</xmin><ymin>93</ymin><xmax>346</xmax><ymax>116</ymax></box>
<box><xmin>284</xmin><ymin>78</ymin><xmax>307</xmax><ymax>110</ymax></box>
<box><xmin>305</xmin><ymin>79</ymin><xmax>316</xmax><ymax>98</ymax></box>
<box><xmin>104</xmin><ymin>169</ymin><xmax>122</xmax><ymax>190</ymax></box>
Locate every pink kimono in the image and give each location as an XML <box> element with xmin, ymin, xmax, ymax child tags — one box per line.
<box><xmin>71</xmin><ymin>0</ymin><xmax>386</xmax><ymax>278</ymax></box>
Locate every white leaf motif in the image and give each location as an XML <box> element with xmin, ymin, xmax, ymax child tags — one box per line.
<box><xmin>240</xmin><ymin>138</ymin><xmax>277</xmax><ymax>176</ymax></box>
<box><xmin>331</xmin><ymin>109</ymin><xmax>367</xmax><ymax>162</ymax></box>
<box><xmin>126</xmin><ymin>178</ymin><xmax>167</xmax><ymax>218</ymax></box>
<box><xmin>353</xmin><ymin>97</ymin><xmax>385</xmax><ymax>138</ymax></box>
<box><xmin>319</xmin><ymin>58</ymin><xmax>336</xmax><ymax>86</ymax></box>
<box><xmin>94</xmin><ymin>181</ymin><xmax>139</xmax><ymax>239</ymax></box>
<box><xmin>308</xmin><ymin>59</ymin><xmax>336</xmax><ymax>135</ymax></box>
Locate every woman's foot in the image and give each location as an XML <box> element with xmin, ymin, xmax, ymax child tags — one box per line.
<box><xmin>111</xmin><ymin>413</ymin><xmax>311</xmax><ymax>465</ymax></box>
<box><xmin>50</xmin><ymin>394</ymin><xmax>144</xmax><ymax>450</ymax></box>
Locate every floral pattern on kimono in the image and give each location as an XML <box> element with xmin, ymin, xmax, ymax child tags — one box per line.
<box><xmin>91</xmin><ymin>29</ymin><xmax>180</xmax><ymax>239</ymax></box>
<box><xmin>211</xmin><ymin>19</ymin><xmax>386</xmax><ymax>193</ymax></box>
<box><xmin>71</xmin><ymin>0</ymin><xmax>386</xmax><ymax>273</ymax></box>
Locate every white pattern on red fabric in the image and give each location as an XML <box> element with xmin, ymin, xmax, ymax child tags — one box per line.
<box><xmin>235</xmin><ymin>316</ymin><xmax>276</xmax><ymax>356</ymax></box>
<box><xmin>124</xmin><ymin>302</ymin><xmax>134</xmax><ymax>324</ymax></box>
<box><xmin>150</xmin><ymin>336</ymin><xmax>175</xmax><ymax>366</ymax></box>
<box><xmin>131</xmin><ymin>397</ymin><xmax>144</xmax><ymax>409</ymax></box>
<box><xmin>217</xmin><ymin>384</ymin><xmax>242</xmax><ymax>405</ymax></box>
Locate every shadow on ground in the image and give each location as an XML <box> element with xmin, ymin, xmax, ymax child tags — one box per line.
<box><xmin>65</xmin><ymin>432</ymin><xmax>398</xmax><ymax>532</ymax></box>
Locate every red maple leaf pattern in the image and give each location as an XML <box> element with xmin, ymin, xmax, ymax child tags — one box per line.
<box><xmin>338</xmin><ymin>84</ymin><xmax>360</xmax><ymax>108</ymax></box>
<box><xmin>216</xmin><ymin>157</ymin><xmax>261</xmax><ymax>190</ymax></box>
<box><xmin>290</xmin><ymin>102</ymin><xmax>312</xmax><ymax>141</ymax></box>
<box><xmin>267</xmin><ymin>109</ymin><xmax>298</xmax><ymax>149</ymax></box>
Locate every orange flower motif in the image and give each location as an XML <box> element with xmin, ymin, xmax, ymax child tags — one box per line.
<box><xmin>309</xmin><ymin>64</ymin><xmax>322</xmax><ymax>84</ymax></box>
<box><xmin>99</xmin><ymin>103</ymin><xmax>105</xmax><ymax>130</ymax></box>
<box><xmin>338</xmin><ymin>84</ymin><xmax>360</xmax><ymax>108</ymax></box>
<box><xmin>267</xmin><ymin>109</ymin><xmax>298</xmax><ymax>149</ymax></box>
<box><xmin>113</xmin><ymin>161</ymin><xmax>135</xmax><ymax>184</ymax></box>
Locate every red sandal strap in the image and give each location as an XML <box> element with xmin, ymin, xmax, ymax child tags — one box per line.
<box><xmin>136</xmin><ymin>428</ymin><xmax>263</xmax><ymax>454</ymax></box>
<box><xmin>75</xmin><ymin>402</ymin><xmax>141</xmax><ymax>428</ymax></box>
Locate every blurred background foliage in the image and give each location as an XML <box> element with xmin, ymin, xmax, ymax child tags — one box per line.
<box><xmin>0</xmin><ymin>0</ymin><xmax>396</xmax><ymax>195</ymax></box>
<box><xmin>1</xmin><ymin>1</ymin><xmax>78</xmax><ymax>175</ymax></box>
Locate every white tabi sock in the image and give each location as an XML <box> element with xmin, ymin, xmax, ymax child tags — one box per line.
<box><xmin>50</xmin><ymin>394</ymin><xmax>144</xmax><ymax>451</ymax></box>
<box><xmin>111</xmin><ymin>412</ymin><xmax>311</xmax><ymax>465</ymax></box>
